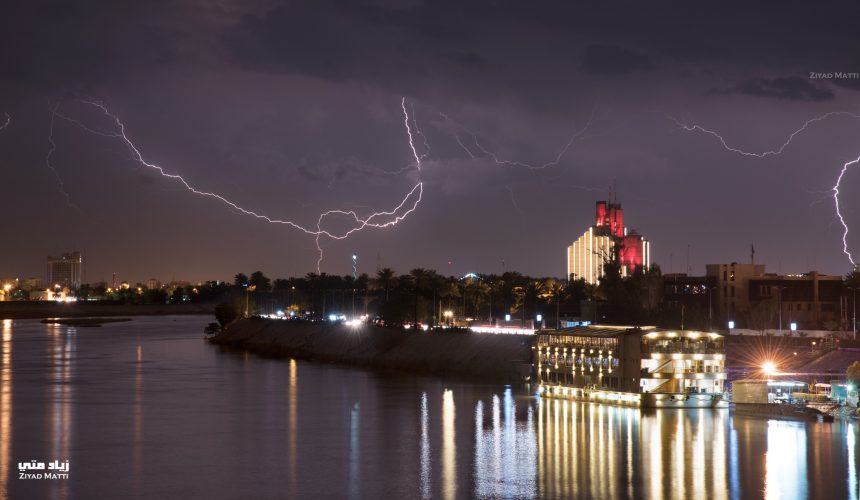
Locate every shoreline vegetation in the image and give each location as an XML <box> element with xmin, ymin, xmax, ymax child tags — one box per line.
<box><xmin>0</xmin><ymin>301</ymin><xmax>214</xmax><ymax>320</ymax></box>
<box><xmin>209</xmin><ymin>318</ymin><xmax>535</xmax><ymax>382</ymax></box>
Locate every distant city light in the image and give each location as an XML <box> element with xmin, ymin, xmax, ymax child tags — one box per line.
<box><xmin>505</xmin><ymin>314</ymin><xmax>511</xmax><ymax>321</ymax></box>
<box><xmin>470</xmin><ymin>325</ymin><xmax>535</xmax><ymax>335</ymax></box>
<box><xmin>536</xmin><ymin>314</ymin><xmax>543</xmax><ymax>322</ymax></box>
<box><xmin>728</xmin><ymin>320</ymin><xmax>735</xmax><ymax>329</ymax></box>
<box><xmin>790</xmin><ymin>322</ymin><xmax>797</xmax><ymax>331</ymax></box>
<box><xmin>328</xmin><ymin>314</ymin><xmax>337</xmax><ymax>322</ymax></box>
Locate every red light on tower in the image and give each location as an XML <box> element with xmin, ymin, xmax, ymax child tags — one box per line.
<box><xmin>595</xmin><ymin>201</ymin><xmax>607</xmax><ymax>226</ymax></box>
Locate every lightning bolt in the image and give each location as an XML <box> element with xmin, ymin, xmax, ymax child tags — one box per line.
<box><xmin>46</xmin><ymin>102</ymin><xmax>83</xmax><ymax>213</ymax></box>
<box><xmin>674</xmin><ymin>111</ymin><xmax>860</xmax><ymax>266</ymax></box>
<box><xmin>0</xmin><ymin>112</ymin><xmax>9</xmax><ymax>131</ymax></box>
<box><xmin>440</xmin><ymin>107</ymin><xmax>596</xmax><ymax>170</ymax></box>
<box><xmin>52</xmin><ymin>97</ymin><xmax>425</xmax><ymax>272</ymax></box>
<box><xmin>505</xmin><ymin>185</ymin><xmax>524</xmax><ymax>215</ymax></box>
<box><xmin>833</xmin><ymin>155</ymin><xmax>860</xmax><ymax>267</ymax></box>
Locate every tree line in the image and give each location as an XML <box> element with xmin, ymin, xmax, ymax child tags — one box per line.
<box><xmin>215</xmin><ymin>264</ymin><xmax>671</xmax><ymax>329</ymax></box>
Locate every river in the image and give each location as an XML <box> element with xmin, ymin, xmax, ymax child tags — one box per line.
<box><xmin>0</xmin><ymin>316</ymin><xmax>857</xmax><ymax>499</ymax></box>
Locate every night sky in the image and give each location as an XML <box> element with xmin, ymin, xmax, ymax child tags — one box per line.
<box><xmin>3</xmin><ymin>1</ymin><xmax>860</xmax><ymax>284</ymax></box>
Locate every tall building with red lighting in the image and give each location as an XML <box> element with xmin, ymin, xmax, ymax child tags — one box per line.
<box><xmin>567</xmin><ymin>200</ymin><xmax>650</xmax><ymax>284</ymax></box>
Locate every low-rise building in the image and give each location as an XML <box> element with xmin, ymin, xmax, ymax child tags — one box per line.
<box><xmin>536</xmin><ymin>325</ymin><xmax>726</xmax><ymax>407</ymax></box>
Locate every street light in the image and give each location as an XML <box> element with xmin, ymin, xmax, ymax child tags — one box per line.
<box><xmin>443</xmin><ymin>310</ymin><xmax>453</xmax><ymax>326</ymax></box>
<box><xmin>762</xmin><ymin>361</ymin><xmax>777</xmax><ymax>378</ymax></box>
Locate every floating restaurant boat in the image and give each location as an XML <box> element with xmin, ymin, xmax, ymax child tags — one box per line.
<box><xmin>536</xmin><ymin>325</ymin><xmax>728</xmax><ymax>408</ymax></box>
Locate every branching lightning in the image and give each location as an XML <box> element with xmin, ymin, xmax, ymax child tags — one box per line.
<box><xmin>313</xmin><ymin>98</ymin><xmax>425</xmax><ymax>270</ymax></box>
<box><xmin>674</xmin><ymin>111</ymin><xmax>860</xmax><ymax>267</ymax></box>
<box><xmin>52</xmin><ymin>97</ymin><xmax>425</xmax><ymax>272</ymax></box>
<box><xmin>440</xmin><ymin>107</ymin><xmax>596</xmax><ymax>170</ymax></box>
<box><xmin>46</xmin><ymin>102</ymin><xmax>83</xmax><ymax>213</ymax></box>
<box><xmin>833</xmin><ymin>155</ymin><xmax>860</xmax><ymax>267</ymax></box>
<box><xmin>0</xmin><ymin>113</ymin><xmax>9</xmax><ymax>131</ymax></box>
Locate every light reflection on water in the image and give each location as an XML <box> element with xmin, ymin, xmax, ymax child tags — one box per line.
<box><xmin>0</xmin><ymin>317</ymin><xmax>858</xmax><ymax>500</ymax></box>
<box><xmin>473</xmin><ymin>389</ymin><xmax>536</xmax><ymax>498</ymax></box>
<box><xmin>0</xmin><ymin>320</ymin><xmax>12</xmax><ymax>500</ymax></box>
<box><xmin>766</xmin><ymin>421</ymin><xmax>807</xmax><ymax>500</ymax></box>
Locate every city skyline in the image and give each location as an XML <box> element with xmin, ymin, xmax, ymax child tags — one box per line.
<box><xmin>4</xmin><ymin>2</ymin><xmax>860</xmax><ymax>282</ymax></box>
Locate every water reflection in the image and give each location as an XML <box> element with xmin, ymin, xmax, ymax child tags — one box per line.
<box><xmin>0</xmin><ymin>320</ymin><xmax>12</xmax><ymax>500</ymax></box>
<box><xmin>849</xmin><ymin>424</ymin><xmax>858</xmax><ymax>500</ymax></box>
<box><xmin>348</xmin><ymin>402</ymin><xmax>360</xmax><ymax>500</ymax></box>
<box><xmin>765</xmin><ymin>421</ymin><xmax>808</xmax><ymax>500</ymax></box>
<box><xmin>1</xmin><ymin>318</ymin><xmax>859</xmax><ymax>499</ymax></box>
<box><xmin>441</xmin><ymin>389</ymin><xmax>456</xmax><ymax>500</ymax></box>
<box><xmin>287</xmin><ymin>359</ymin><xmax>297</xmax><ymax>499</ymax></box>
<box><xmin>534</xmin><ymin>400</ymin><xmax>732</xmax><ymax>499</ymax></box>
<box><xmin>419</xmin><ymin>392</ymin><xmax>430</xmax><ymax>499</ymax></box>
<box><xmin>47</xmin><ymin>324</ymin><xmax>74</xmax><ymax>500</ymax></box>
<box><xmin>132</xmin><ymin>345</ymin><xmax>143</xmax><ymax>495</ymax></box>
<box><xmin>473</xmin><ymin>388</ymin><xmax>536</xmax><ymax>498</ymax></box>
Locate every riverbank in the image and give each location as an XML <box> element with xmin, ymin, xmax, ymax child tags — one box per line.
<box><xmin>209</xmin><ymin>318</ymin><xmax>535</xmax><ymax>382</ymax></box>
<box><xmin>0</xmin><ymin>301</ymin><xmax>215</xmax><ymax>319</ymax></box>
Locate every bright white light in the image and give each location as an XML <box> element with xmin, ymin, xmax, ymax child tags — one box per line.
<box><xmin>536</xmin><ymin>314</ymin><xmax>543</xmax><ymax>322</ymax></box>
<box><xmin>790</xmin><ymin>322</ymin><xmax>797</xmax><ymax>331</ymax></box>
<box><xmin>762</xmin><ymin>361</ymin><xmax>777</xmax><ymax>376</ymax></box>
<box><xmin>505</xmin><ymin>314</ymin><xmax>511</xmax><ymax>322</ymax></box>
<box><xmin>728</xmin><ymin>320</ymin><xmax>735</xmax><ymax>329</ymax></box>
<box><xmin>470</xmin><ymin>325</ymin><xmax>535</xmax><ymax>335</ymax></box>
<box><xmin>328</xmin><ymin>314</ymin><xmax>337</xmax><ymax>322</ymax></box>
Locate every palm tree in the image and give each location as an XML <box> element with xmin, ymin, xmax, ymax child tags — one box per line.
<box><xmin>467</xmin><ymin>280</ymin><xmax>491</xmax><ymax>320</ymax></box>
<box><xmin>409</xmin><ymin>268</ymin><xmax>430</xmax><ymax>326</ymax></box>
<box><xmin>541</xmin><ymin>278</ymin><xmax>566</xmax><ymax>328</ymax></box>
<box><xmin>374</xmin><ymin>268</ymin><xmax>397</xmax><ymax>303</ymax></box>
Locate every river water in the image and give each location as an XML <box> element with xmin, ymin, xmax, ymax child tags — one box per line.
<box><xmin>0</xmin><ymin>316</ymin><xmax>857</xmax><ymax>499</ymax></box>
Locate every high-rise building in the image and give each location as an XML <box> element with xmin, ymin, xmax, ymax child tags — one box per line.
<box><xmin>567</xmin><ymin>200</ymin><xmax>650</xmax><ymax>284</ymax></box>
<box><xmin>47</xmin><ymin>251</ymin><xmax>83</xmax><ymax>289</ymax></box>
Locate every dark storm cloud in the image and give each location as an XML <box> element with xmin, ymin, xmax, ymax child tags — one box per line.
<box><xmin>7</xmin><ymin>0</ymin><xmax>860</xmax><ymax>281</ymax></box>
<box><xmin>580</xmin><ymin>45</ymin><xmax>654</xmax><ymax>75</ymax></box>
<box><xmin>829</xmin><ymin>77</ymin><xmax>860</xmax><ymax>91</ymax></box>
<box><xmin>437</xmin><ymin>51</ymin><xmax>486</xmax><ymax>69</ymax></box>
<box><xmin>0</xmin><ymin>1</ymin><xmax>185</xmax><ymax>90</ymax></box>
<box><xmin>710</xmin><ymin>77</ymin><xmax>834</xmax><ymax>101</ymax></box>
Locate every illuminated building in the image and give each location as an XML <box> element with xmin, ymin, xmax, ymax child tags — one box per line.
<box><xmin>147</xmin><ymin>278</ymin><xmax>161</xmax><ymax>290</ymax></box>
<box><xmin>703</xmin><ymin>263</ymin><xmax>844</xmax><ymax>330</ymax></box>
<box><xmin>537</xmin><ymin>325</ymin><xmax>727</xmax><ymax>408</ymax></box>
<box><xmin>46</xmin><ymin>251</ymin><xmax>82</xmax><ymax>289</ymax></box>
<box><xmin>566</xmin><ymin>200</ymin><xmax>650</xmax><ymax>284</ymax></box>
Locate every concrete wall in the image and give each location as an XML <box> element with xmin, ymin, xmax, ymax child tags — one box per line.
<box><xmin>210</xmin><ymin>318</ymin><xmax>535</xmax><ymax>382</ymax></box>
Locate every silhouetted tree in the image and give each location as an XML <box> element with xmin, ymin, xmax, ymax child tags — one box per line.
<box><xmin>250</xmin><ymin>271</ymin><xmax>271</xmax><ymax>293</ymax></box>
